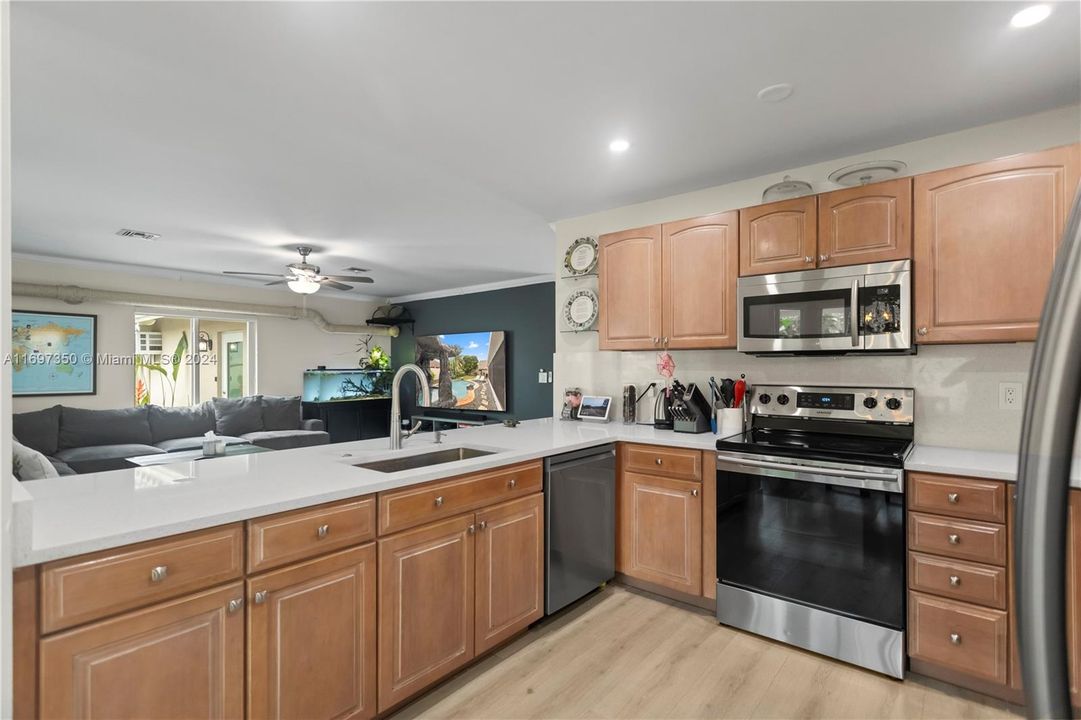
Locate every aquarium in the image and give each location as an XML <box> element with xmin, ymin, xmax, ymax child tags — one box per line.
<box><xmin>302</xmin><ymin>368</ymin><xmax>393</xmax><ymax>402</ymax></box>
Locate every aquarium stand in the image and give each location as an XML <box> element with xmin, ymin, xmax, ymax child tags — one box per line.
<box><xmin>302</xmin><ymin>398</ymin><xmax>392</xmax><ymax>444</ymax></box>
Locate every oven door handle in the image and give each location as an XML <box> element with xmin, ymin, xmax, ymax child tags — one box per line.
<box><xmin>850</xmin><ymin>279</ymin><xmax>860</xmax><ymax>347</ymax></box>
<box><xmin>716</xmin><ymin>455</ymin><xmax>902</xmax><ymax>493</ymax></box>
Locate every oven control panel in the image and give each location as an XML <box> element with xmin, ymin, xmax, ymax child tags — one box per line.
<box><xmin>752</xmin><ymin>385</ymin><xmax>913</xmax><ymax>424</ymax></box>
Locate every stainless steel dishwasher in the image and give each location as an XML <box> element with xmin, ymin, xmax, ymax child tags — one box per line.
<box><xmin>544</xmin><ymin>445</ymin><xmax>616</xmax><ymax>615</ymax></box>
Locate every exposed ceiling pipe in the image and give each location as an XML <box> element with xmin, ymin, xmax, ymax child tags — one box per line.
<box><xmin>12</xmin><ymin>282</ymin><xmax>399</xmax><ymax>337</ymax></box>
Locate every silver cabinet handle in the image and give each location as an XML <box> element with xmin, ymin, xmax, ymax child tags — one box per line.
<box><xmin>662</xmin><ymin>337</ymin><xmax>668</xmax><ymax>345</ymax></box>
<box><xmin>691</xmin><ymin>488</ymin><xmax>699</xmax><ymax>498</ymax></box>
<box><xmin>317</xmin><ymin>524</ymin><xmax>330</xmax><ymax>539</ymax></box>
<box><xmin>819</xmin><ymin>254</ymin><xmax>830</xmax><ymax>262</ymax></box>
<box><xmin>150</xmin><ymin>565</ymin><xmax>168</xmax><ymax>583</ymax></box>
<box><xmin>804</xmin><ymin>256</ymin><xmax>814</xmax><ymax>263</ymax></box>
<box><xmin>467</xmin><ymin>524</ymin><xmax>476</xmax><ymax>534</ymax></box>
<box><xmin>948</xmin><ymin>533</ymin><xmax>961</xmax><ymax>545</ymax></box>
<box><xmin>949</xmin><ymin>633</ymin><xmax>962</xmax><ymax>646</ymax></box>
<box><xmin>508</xmin><ymin>478</ymin><xmax>517</xmax><ymax>489</ymax></box>
<box><xmin>254</xmin><ymin>590</ymin><xmax>269</xmax><ymax>605</ymax></box>
<box><xmin>478</xmin><ymin>520</ymin><xmax>487</xmax><ymax>531</ymax></box>
<box><xmin>917</xmin><ymin>326</ymin><xmax>929</xmax><ymax>336</ymax></box>
<box><xmin>434</xmin><ymin>496</ymin><xmax>444</xmax><ymax>507</ymax></box>
<box><xmin>947</xmin><ymin>492</ymin><xmax>959</xmax><ymax>504</ymax></box>
<box><xmin>949</xmin><ymin>575</ymin><xmax>961</xmax><ymax>587</ymax></box>
<box><xmin>228</xmin><ymin>598</ymin><xmax>244</xmax><ymax>613</ymax></box>
<box><xmin>655</xmin><ymin>458</ymin><xmax>663</xmax><ymax>465</ymax></box>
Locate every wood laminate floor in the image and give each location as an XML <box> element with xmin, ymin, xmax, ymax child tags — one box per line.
<box><xmin>391</xmin><ymin>585</ymin><xmax>1023</xmax><ymax>720</ymax></box>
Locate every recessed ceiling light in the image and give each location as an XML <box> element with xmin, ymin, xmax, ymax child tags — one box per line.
<box><xmin>756</xmin><ymin>83</ymin><xmax>794</xmax><ymax>103</ymax></box>
<box><xmin>609</xmin><ymin>138</ymin><xmax>630</xmax><ymax>153</ymax></box>
<box><xmin>1011</xmin><ymin>4</ymin><xmax>1051</xmax><ymax>27</ymax></box>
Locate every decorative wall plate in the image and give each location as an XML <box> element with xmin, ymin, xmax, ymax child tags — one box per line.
<box><xmin>564</xmin><ymin>237</ymin><xmax>598</xmax><ymax>276</ymax></box>
<box><xmin>563</xmin><ymin>289</ymin><xmax>599</xmax><ymax>331</ymax></box>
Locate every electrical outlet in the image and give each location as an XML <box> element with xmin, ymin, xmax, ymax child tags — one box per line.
<box><xmin>538</xmin><ymin>369</ymin><xmax>547</xmax><ymax>384</ymax></box>
<box><xmin>999</xmin><ymin>381</ymin><xmax>1024</xmax><ymax>410</ymax></box>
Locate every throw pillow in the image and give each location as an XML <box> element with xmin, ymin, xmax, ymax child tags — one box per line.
<box><xmin>148</xmin><ymin>402</ymin><xmax>216</xmax><ymax>442</ymax></box>
<box><xmin>212</xmin><ymin>396</ymin><xmax>264</xmax><ymax>436</ymax></box>
<box><xmin>58</xmin><ymin>406</ymin><xmax>152</xmax><ymax>449</ymax></box>
<box><xmin>12</xmin><ymin>439</ymin><xmax>59</xmax><ymax>481</ymax></box>
<box><xmin>12</xmin><ymin>404</ymin><xmax>61</xmax><ymax>456</ymax></box>
<box><xmin>262</xmin><ymin>396</ymin><xmax>301</xmax><ymax>431</ymax></box>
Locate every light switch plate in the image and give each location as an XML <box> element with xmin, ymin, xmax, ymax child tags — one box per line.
<box><xmin>999</xmin><ymin>381</ymin><xmax>1024</xmax><ymax>410</ymax></box>
<box><xmin>538</xmin><ymin>369</ymin><xmax>546</xmax><ymax>383</ymax></box>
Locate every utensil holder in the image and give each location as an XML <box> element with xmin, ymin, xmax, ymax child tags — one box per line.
<box><xmin>718</xmin><ymin>408</ymin><xmax>744</xmax><ymax>438</ymax></box>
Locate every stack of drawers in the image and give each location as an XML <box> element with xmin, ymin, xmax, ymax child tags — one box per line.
<box><xmin>907</xmin><ymin>471</ymin><xmax>1011</xmax><ymax>687</ymax></box>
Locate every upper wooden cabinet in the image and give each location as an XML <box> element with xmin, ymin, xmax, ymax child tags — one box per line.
<box><xmin>817</xmin><ymin>178</ymin><xmax>912</xmax><ymax>268</ymax></box>
<box><xmin>739</xmin><ymin>196</ymin><xmax>817</xmax><ymax>276</ymax></box>
<box><xmin>598</xmin><ymin>226</ymin><xmax>663</xmax><ymax>350</ymax></box>
<box><xmin>661</xmin><ymin>212</ymin><xmax>739</xmax><ymax>349</ymax></box>
<box><xmin>914</xmin><ymin>144</ymin><xmax>1081</xmax><ymax>343</ymax></box>
<box><xmin>599</xmin><ymin>213</ymin><xmax>738</xmax><ymax>350</ymax></box>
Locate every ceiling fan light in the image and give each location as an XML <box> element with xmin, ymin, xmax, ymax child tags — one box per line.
<box><xmin>287</xmin><ymin>277</ymin><xmax>320</xmax><ymax>295</ymax></box>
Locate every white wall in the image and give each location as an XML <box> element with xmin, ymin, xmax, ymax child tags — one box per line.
<box><xmin>11</xmin><ymin>259</ymin><xmax>391</xmax><ymax>413</ymax></box>
<box><xmin>551</xmin><ymin>104</ymin><xmax>1081</xmax><ymax>452</ymax></box>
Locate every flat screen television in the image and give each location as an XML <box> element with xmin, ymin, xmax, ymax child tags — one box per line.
<box><xmin>414</xmin><ymin>331</ymin><xmax>507</xmax><ymax>412</ymax></box>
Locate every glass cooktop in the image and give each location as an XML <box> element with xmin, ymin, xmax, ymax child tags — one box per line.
<box><xmin>716</xmin><ymin>427</ymin><xmax>912</xmax><ymax>468</ymax></box>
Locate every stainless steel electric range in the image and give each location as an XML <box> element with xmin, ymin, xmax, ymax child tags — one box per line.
<box><xmin>714</xmin><ymin>384</ymin><xmax>914</xmax><ymax>678</ymax></box>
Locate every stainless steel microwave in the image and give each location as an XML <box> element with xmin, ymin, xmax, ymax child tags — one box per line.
<box><xmin>737</xmin><ymin>260</ymin><xmax>912</xmax><ymax>354</ymax></box>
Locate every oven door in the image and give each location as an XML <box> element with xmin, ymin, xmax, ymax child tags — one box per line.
<box><xmin>738</xmin><ymin>275</ymin><xmax>862</xmax><ymax>353</ymax></box>
<box><xmin>715</xmin><ymin>454</ymin><xmax>905</xmax><ymax>630</ymax></box>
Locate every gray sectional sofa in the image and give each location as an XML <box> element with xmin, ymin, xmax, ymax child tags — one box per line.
<box><xmin>13</xmin><ymin>395</ymin><xmax>329</xmax><ymax>476</ymax></box>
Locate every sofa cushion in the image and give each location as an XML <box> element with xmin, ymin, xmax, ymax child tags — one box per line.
<box><xmin>12</xmin><ymin>439</ymin><xmax>59</xmax><ymax>481</ymax></box>
<box><xmin>12</xmin><ymin>404</ymin><xmax>61</xmax><ymax>456</ymax></box>
<box><xmin>54</xmin><ymin>444</ymin><xmax>165</xmax><ymax>474</ymax></box>
<box><xmin>261</xmin><ymin>395</ymin><xmax>302</xmax><ymax>432</ymax></box>
<box><xmin>212</xmin><ymin>396</ymin><xmax>264</xmax><ymax>436</ymax></box>
<box><xmin>240</xmin><ymin>430</ymin><xmax>329</xmax><ymax>451</ymax></box>
<box><xmin>59</xmin><ymin>406</ymin><xmax>152</xmax><ymax>449</ymax></box>
<box><xmin>48</xmin><ymin>458</ymin><xmax>77</xmax><ymax>476</ymax></box>
<box><xmin>154</xmin><ymin>436</ymin><xmax>250</xmax><ymax>453</ymax></box>
<box><xmin>148</xmin><ymin>403</ymin><xmax>215</xmax><ymax>443</ymax></box>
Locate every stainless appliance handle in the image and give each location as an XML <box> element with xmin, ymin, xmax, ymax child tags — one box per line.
<box><xmin>1015</xmin><ymin>184</ymin><xmax>1081</xmax><ymax>719</ymax></box>
<box><xmin>850</xmin><ymin>278</ymin><xmax>860</xmax><ymax>347</ymax></box>
<box><xmin>716</xmin><ymin>454</ymin><xmax>902</xmax><ymax>493</ymax></box>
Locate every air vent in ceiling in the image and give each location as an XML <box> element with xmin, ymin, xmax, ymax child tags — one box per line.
<box><xmin>116</xmin><ymin>228</ymin><xmax>161</xmax><ymax>241</ymax></box>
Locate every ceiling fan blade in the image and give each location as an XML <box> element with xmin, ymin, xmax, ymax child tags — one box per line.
<box><xmin>319</xmin><ymin>279</ymin><xmax>353</xmax><ymax>291</ymax></box>
<box><xmin>343</xmin><ymin>266</ymin><xmax>371</xmax><ymax>273</ymax></box>
<box><xmin>322</xmin><ymin>274</ymin><xmax>374</xmax><ymax>283</ymax></box>
<box><xmin>264</xmin><ymin>280</ymin><xmax>289</xmax><ymax>286</ymax></box>
<box><xmin>223</xmin><ymin>271</ymin><xmax>288</xmax><ymax>278</ymax></box>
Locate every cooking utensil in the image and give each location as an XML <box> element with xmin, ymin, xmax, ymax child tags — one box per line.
<box><xmin>734</xmin><ymin>379</ymin><xmax>747</xmax><ymax>409</ymax></box>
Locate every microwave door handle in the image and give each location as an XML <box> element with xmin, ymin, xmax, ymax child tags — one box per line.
<box><xmin>850</xmin><ymin>279</ymin><xmax>860</xmax><ymax>347</ymax></box>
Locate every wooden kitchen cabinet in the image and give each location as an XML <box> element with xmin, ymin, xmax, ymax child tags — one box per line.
<box><xmin>817</xmin><ymin>178</ymin><xmax>912</xmax><ymax>268</ymax></box>
<box><xmin>661</xmin><ymin>212</ymin><xmax>739</xmax><ymax>348</ymax></box>
<box><xmin>739</xmin><ymin>195</ymin><xmax>817</xmax><ymax>276</ymax></box>
<box><xmin>598</xmin><ymin>225</ymin><xmax>663</xmax><ymax>350</ymax></box>
<box><xmin>378</xmin><ymin>514</ymin><xmax>475</xmax><ymax>712</ymax></box>
<box><xmin>913</xmin><ymin>143</ymin><xmax>1081</xmax><ymax>344</ymax></box>
<box><xmin>39</xmin><ymin>582</ymin><xmax>245</xmax><ymax>719</ymax></box>
<box><xmin>248</xmin><ymin>544</ymin><xmax>377</xmax><ymax>720</ymax></box>
<box><xmin>474</xmin><ymin>494</ymin><xmax>544</xmax><ymax>655</ymax></box>
<box><xmin>618</xmin><ymin>471</ymin><xmax>702</xmax><ymax>596</ymax></box>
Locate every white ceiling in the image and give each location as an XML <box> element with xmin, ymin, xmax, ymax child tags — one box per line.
<box><xmin>12</xmin><ymin>1</ymin><xmax>1080</xmax><ymax>299</ymax></box>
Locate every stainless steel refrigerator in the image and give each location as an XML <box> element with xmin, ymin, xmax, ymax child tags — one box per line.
<box><xmin>1017</xmin><ymin>183</ymin><xmax>1081</xmax><ymax>719</ymax></box>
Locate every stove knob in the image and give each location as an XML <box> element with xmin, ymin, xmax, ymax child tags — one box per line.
<box><xmin>863</xmin><ymin>397</ymin><xmax>878</xmax><ymax>409</ymax></box>
<box><xmin>758</xmin><ymin>393</ymin><xmax>771</xmax><ymax>405</ymax></box>
<box><xmin>886</xmin><ymin>397</ymin><xmax>902</xmax><ymax>411</ymax></box>
<box><xmin>776</xmin><ymin>394</ymin><xmax>790</xmax><ymax>406</ymax></box>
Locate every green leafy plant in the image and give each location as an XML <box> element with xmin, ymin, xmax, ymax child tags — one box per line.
<box><xmin>134</xmin><ymin>331</ymin><xmax>188</xmax><ymax>407</ymax></box>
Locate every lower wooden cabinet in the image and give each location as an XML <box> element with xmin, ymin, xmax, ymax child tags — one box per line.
<box><xmin>909</xmin><ymin>590</ymin><xmax>1009</xmax><ymax>685</ymax></box>
<box><xmin>39</xmin><ymin>582</ymin><xmax>245</xmax><ymax>719</ymax></box>
<box><xmin>618</xmin><ymin>471</ymin><xmax>702</xmax><ymax>596</ymax></box>
<box><xmin>247</xmin><ymin>544</ymin><xmax>377</xmax><ymax>720</ymax></box>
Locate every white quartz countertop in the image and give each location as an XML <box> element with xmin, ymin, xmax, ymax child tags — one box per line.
<box><xmin>15</xmin><ymin>418</ymin><xmax>1081</xmax><ymax>567</ymax></box>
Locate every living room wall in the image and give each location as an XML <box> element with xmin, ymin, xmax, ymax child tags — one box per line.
<box><xmin>390</xmin><ymin>282</ymin><xmax>555</xmax><ymax>420</ymax></box>
<box><xmin>11</xmin><ymin>259</ymin><xmax>391</xmax><ymax>413</ymax></box>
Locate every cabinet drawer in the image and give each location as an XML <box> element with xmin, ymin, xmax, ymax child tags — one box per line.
<box><xmin>41</xmin><ymin>524</ymin><xmax>244</xmax><ymax>633</ymax></box>
<box><xmin>909</xmin><ymin>512</ymin><xmax>1007</xmax><ymax>566</ymax></box>
<box><xmin>623</xmin><ymin>444</ymin><xmax>701</xmax><ymax>481</ymax></box>
<box><xmin>248</xmin><ymin>496</ymin><xmax>376</xmax><ymax>573</ymax></box>
<box><xmin>909</xmin><ymin>591</ymin><xmax>1008</xmax><ymax>685</ymax></box>
<box><xmin>377</xmin><ymin>461</ymin><xmax>542</xmax><ymax>535</ymax></box>
<box><xmin>909</xmin><ymin>552</ymin><xmax>1007</xmax><ymax>609</ymax></box>
<box><xmin>909</xmin><ymin>473</ymin><xmax>1007</xmax><ymax>523</ymax></box>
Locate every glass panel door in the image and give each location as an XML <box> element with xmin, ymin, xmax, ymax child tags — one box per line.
<box><xmin>743</xmin><ymin>288</ymin><xmax>852</xmax><ymax>340</ymax></box>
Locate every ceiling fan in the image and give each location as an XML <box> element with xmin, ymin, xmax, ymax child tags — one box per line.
<box><xmin>223</xmin><ymin>246</ymin><xmax>373</xmax><ymax>295</ymax></box>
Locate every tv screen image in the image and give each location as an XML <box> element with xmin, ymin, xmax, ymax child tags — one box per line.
<box><xmin>414</xmin><ymin>331</ymin><xmax>507</xmax><ymax>412</ymax></box>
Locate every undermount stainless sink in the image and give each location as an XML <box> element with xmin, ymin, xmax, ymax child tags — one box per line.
<box><xmin>354</xmin><ymin>447</ymin><xmax>497</xmax><ymax>473</ymax></box>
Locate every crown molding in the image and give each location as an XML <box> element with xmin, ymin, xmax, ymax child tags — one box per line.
<box><xmin>387</xmin><ymin>274</ymin><xmax>554</xmax><ymax>304</ymax></box>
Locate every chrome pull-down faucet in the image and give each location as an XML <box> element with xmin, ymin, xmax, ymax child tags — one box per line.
<box><xmin>389</xmin><ymin>363</ymin><xmax>431</xmax><ymax>450</ymax></box>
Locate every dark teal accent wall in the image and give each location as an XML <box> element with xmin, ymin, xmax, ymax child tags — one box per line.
<box><xmin>390</xmin><ymin>282</ymin><xmax>555</xmax><ymax>420</ymax></box>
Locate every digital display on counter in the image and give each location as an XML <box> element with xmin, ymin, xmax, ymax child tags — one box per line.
<box><xmin>796</xmin><ymin>392</ymin><xmax>855</xmax><ymax>410</ymax></box>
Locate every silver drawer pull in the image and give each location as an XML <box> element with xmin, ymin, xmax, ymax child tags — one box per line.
<box><xmin>508</xmin><ymin>478</ymin><xmax>517</xmax><ymax>489</ymax></box>
<box><xmin>819</xmin><ymin>254</ymin><xmax>830</xmax><ymax>262</ymax></box>
<box><xmin>655</xmin><ymin>458</ymin><xmax>663</xmax><ymax>465</ymax></box>
<box><xmin>804</xmin><ymin>256</ymin><xmax>814</xmax><ymax>263</ymax></box>
<box><xmin>150</xmin><ymin>565</ymin><xmax>168</xmax><ymax>583</ymax></box>
<box><xmin>948</xmin><ymin>533</ymin><xmax>961</xmax><ymax>545</ymax></box>
<box><xmin>228</xmin><ymin>598</ymin><xmax>244</xmax><ymax>613</ymax></box>
<box><xmin>947</xmin><ymin>492</ymin><xmax>959</xmax><ymax>504</ymax></box>
<box><xmin>478</xmin><ymin>520</ymin><xmax>487</xmax><ymax>531</ymax></box>
<box><xmin>467</xmin><ymin>524</ymin><xmax>476</xmax><ymax>535</ymax></box>
<box><xmin>434</xmin><ymin>496</ymin><xmax>444</xmax><ymax>507</ymax></box>
<box><xmin>254</xmin><ymin>590</ymin><xmax>269</xmax><ymax>605</ymax></box>
<box><xmin>917</xmin><ymin>326</ymin><xmax>929</xmax><ymax>336</ymax></box>
<box><xmin>692</xmin><ymin>488</ymin><xmax>699</xmax><ymax>497</ymax></box>
<box><xmin>949</xmin><ymin>575</ymin><xmax>961</xmax><ymax>587</ymax></box>
<box><xmin>317</xmin><ymin>524</ymin><xmax>330</xmax><ymax>538</ymax></box>
<box><xmin>949</xmin><ymin>633</ymin><xmax>962</xmax><ymax>645</ymax></box>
